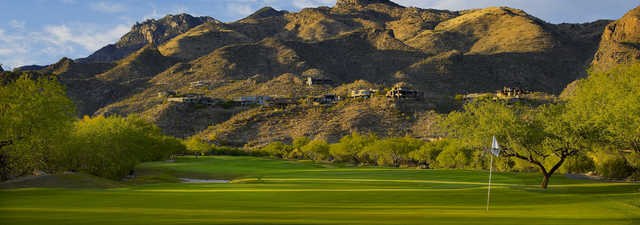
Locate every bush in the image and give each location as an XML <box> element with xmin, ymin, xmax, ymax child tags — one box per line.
<box><xmin>300</xmin><ymin>139</ymin><xmax>330</xmax><ymax>161</ymax></box>
<box><xmin>409</xmin><ymin>140</ymin><xmax>448</xmax><ymax>168</ymax></box>
<box><xmin>66</xmin><ymin>116</ymin><xmax>185</xmax><ymax>180</ymax></box>
<box><xmin>561</xmin><ymin>153</ymin><xmax>595</xmax><ymax>174</ymax></box>
<box><xmin>329</xmin><ymin>132</ymin><xmax>379</xmax><ymax>163</ymax></box>
<box><xmin>210</xmin><ymin>145</ymin><xmax>250</xmax><ymax>156</ymax></box>
<box><xmin>184</xmin><ymin>137</ymin><xmax>211</xmax><ymax>156</ymax></box>
<box><xmin>259</xmin><ymin>142</ymin><xmax>293</xmax><ymax>158</ymax></box>
<box><xmin>593</xmin><ymin>151</ymin><xmax>633</xmax><ymax>179</ymax></box>
<box><xmin>359</xmin><ymin>136</ymin><xmax>424</xmax><ymax>167</ymax></box>
<box><xmin>435</xmin><ymin>144</ymin><xmax>473</xmax><ymax>169</ymax></box>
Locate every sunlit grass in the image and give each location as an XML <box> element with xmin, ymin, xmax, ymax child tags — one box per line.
<box><xmin>0</xmin><ymin>156</ymin><xmax>638</xmax><ymax>225</ymax></box>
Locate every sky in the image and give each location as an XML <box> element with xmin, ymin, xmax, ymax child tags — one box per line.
<box><xmin>0</xmin><ymin>0</ymin><xmax>638</xmax><ymax>69</ymax></box>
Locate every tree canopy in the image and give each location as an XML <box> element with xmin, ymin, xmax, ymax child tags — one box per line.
<box><xmin>441</xmin><ymin>101</ymin><xmax>584</xmax><ymax>188</ymax></box>
<box><xmin>0</xmin><ymin>74</ymin><xmax>75</xmax><ymax>180</ymax></box>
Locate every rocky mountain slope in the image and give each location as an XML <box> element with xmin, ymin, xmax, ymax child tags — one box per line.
<box><xmin>28</xmin><ymin>0</ymin><xmax>637</xmax><ymax>146</ymax></box>
<box><xmin>592</xmin><ymin>6</ymin><xmax>640</xmax><ymax>72</ymax></box>
<box><xmin>80</xmin><ymin>14</ymin><xmax>219</xmax><ymax>63</ymax></box>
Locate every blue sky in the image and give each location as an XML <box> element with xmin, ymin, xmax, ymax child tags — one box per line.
<box><xmin>0</xmin><ymin>0</ymin><xmax>638</xmax><ymax>69</ymax></box>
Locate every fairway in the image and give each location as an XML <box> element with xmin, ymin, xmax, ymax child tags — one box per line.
<box><xmin>1</xmin><ymin>156</ymin><xmax>638</xmax><ymax>225</ymax></box>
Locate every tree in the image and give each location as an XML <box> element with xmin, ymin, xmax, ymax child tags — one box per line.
<box><xmin>0</xmin><ymin>74</ymin><xmax>75</xmax><ymax>180</ymax></box>
<box><xmin>184</xmin><ymin>137</ymin><xmax>212</xmax><ymax>158</ymax></box>
<box><xmin>329</xmin><ymin>132</ymin><xmax>379</xmax><ymax>163</ymax></box>
<box><xmin>300</xmin><ymin>139</ymin><xmax>330</xmax><ymax>161</ymax></box>
<box><xmin>441</xmin><ymin>101</ymin><xmax>584</xmax><ymax>188</ymax></box>
<box><xmin>409</xmin><ymin>139</ymin><xmax>449</xmax><ymax>168</ymax></box>
<box><xmin>567</xmin><ymin>63</ymin><xmax>640</xmax><ymax>174</ymax></box>
<box><xmin>358</xmin><ymin>136</ymin><xmax>423</xmax><ymax>167</ymax></box>
<box><xmin>260</xmin><ymin>142</ymin><xmax>293</xmax><ymax>159</ymax></box>
<box><xmin>67</xmin><ymin>115</ymin><xmax>183</xmax><ymax>179</ymax></box>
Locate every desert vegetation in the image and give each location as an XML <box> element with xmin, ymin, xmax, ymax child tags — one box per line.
<box><xmin>0</xmin><ymin>72</ymin><xmax>185</xmax><ymax>181</ymax></box>
<box><xmin>183</xmin><ymin>63</ymin><xmax>640</xmax><ymax>188</ymax></box>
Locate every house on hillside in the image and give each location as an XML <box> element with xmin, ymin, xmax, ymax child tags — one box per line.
<box><xmin>306</xmin><ymin>77</ymin><xmax>334</xmax><ymax>86</ymax></box>
<box><xmin>308</xmin><ymin>94</ymin><xmax>341</xmax><ymax>104</ymax></box>
<box><xmin>386</xmin><ymin>85</ymin><xmax>422</xmax><ymax>99</ymax></box>
<box><xmin>264</xmin><ymin>98</ymin><xmax>299</xmax><ymax>108</ymax></box>
<box><xmin>497</xmin><ymin>87</ymin><xmax>530</xmax><ymax>98</ymax></box>
<box><xmin>233</xmin><ymin>96</ymin><xmax>274</xmax><ymax>106</ymax></box>
<box><xmin>190</xmin><ymin>81</ymin><xmax>212</xmax><ymax>89</ymax></box>
<box><xmin>167</xmin><ymin>94</ymin><xmax>220</xmax><ymax>106</ymax></box>
<box><xmin>351</xmin><ymin>89</ymin><xmax>376</xmax><ymax>98</ymax></box>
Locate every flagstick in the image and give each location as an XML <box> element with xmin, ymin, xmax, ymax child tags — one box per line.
<box><xmin>486</xmin><ymin>153</ymin><xmax>494</xmax><ymax>212</ymax></box>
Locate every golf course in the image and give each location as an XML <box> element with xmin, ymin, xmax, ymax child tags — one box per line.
<box><xmin>0</xmin><ymin>156</ymin><xmax>638</xmax><ymax>225</ymax></box>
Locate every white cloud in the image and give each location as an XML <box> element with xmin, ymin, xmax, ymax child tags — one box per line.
<box><xmin>43</xmin><ymin>23</ymin><xmax>130</xmax><ymax>52</ymax></box>
<box><xmin>8</xmin><ymin>20</ymin><xmax>26</xmax><ymax>29</ymax></box>
<box><xmin>90</xmin><ymin>2</ymin><xmax>127</xmax><ymax>13</ymax></box>
<box><xmin>227</xmin><ymin>3</ymin><xmax>255</xmax><ymax>16</ymax></box>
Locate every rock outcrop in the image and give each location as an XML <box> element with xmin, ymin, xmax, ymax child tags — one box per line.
<box><xmin>592</xmin><ymin>6</ymin><xmax>640</xmax><ymax>72</ymax></box>
<box><xmin>80</xmin><ymin>14</ymin><xmax>219</xmax><ymax>63</ymax></box>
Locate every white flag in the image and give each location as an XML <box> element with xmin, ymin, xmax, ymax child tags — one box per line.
<box><xmin>491</xmin><ymin>136</ymin><xmax>501</xmax><ymax>156</ymax></box>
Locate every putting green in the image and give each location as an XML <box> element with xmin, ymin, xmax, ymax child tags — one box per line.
<box><xmin>0</xmin><ymin>156</ymin><xmax>638</xmax><ymax>225</ymax></box>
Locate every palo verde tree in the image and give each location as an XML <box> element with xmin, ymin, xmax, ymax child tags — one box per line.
<box><xmin>0</xmin><ymin>74</ymin><xmax>75</xmax><ymax>180</ymax></box>
<box><xmin>441</xmin><ymin>100</ymin><xmax>585</xmax><ymax>188</ymax></box>
<box><xmin>567</xmin><ymin>63</ymin><xmax>640</xmax><ymax>173</ymax></box>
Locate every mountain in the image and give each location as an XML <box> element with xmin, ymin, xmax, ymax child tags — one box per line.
<box><xmin>592</xmin><ymin>6</ymin><xmax>640</xmax><ymax>72</ymax></box>
<box><xmin>79</xmin><ymin>14</ymin><xmax>219</xmax><ymax>63</ymax></box>
<box><xmin>30</xmin><ymin>0</ymin><xmax>633</xmax><ymax>146</ymax></box>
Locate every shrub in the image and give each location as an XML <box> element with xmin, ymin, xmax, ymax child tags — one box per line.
<box><xmin>593</xmin><ymin>151</ymin><xmax>633</xmax><ymax>179</ymax></box>
<box><xmin>184</xmin><ymin>137</ymin><xmax>212</xmax><ymax>156</ymax></box>
<box><xmin>409</xmin><ymin>140</ymin><xmax>448</xmax><ymax>168</ymax></box>
<box><xmin>359</xmin><ymin>136</ymin><xmax>424</xmax><ymax>167</ymax></box>
<box><xmin>435</xmin><ymin>144</ymin><xmax>473</xmax><ymax>169</ymax></box>
<box><xmin>210</xmin><ymin>145</ymin><xmax>250</xmax><ymax>156</ymax></box>
<box><xmin>300</xmin><ymin>139</ymin><xmax>330</xmax><ymax>161</ymax></box>
<box><xmin>260</xmin><ymin>142</ymin><xmax>293</xmax><ymax>158</ymax></box>
<box><xmin>561</xmin><ymin>153</ymin><xmax>595</xmax><ymax>174</ymax></box>
<box><xmin>66</xmin><ymin>116</ymin><xmax>185</xmax><ymax>180</ymax></box>
<box><xmin>329</xmin><ymin>132</ymin><xmax>379</xmax><ymax>163</ymax></box>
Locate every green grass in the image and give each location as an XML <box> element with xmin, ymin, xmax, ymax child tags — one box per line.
<box><xmin>1</xmin><ymin>156</ymin><xmax>638</xmax><ymax>225</ymax></box>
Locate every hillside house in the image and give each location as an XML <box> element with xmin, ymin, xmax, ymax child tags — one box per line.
<box><xmin>264</xmin><ymin>98</ymin><xmax>298</xmax><ymax>108</ymax></box>
<box><xmin>168</xmin><ymin>96</ymin><xmax>202</xmax><ymax>104</ymax></box>
<box><xmin>190</xmin><ymin>81</ymin><xmax>210</xmax><ymax>89</ymax></box>
<box><xmin>498</xmin><ymin>87</ymin><xmax>530</xmax><ymax>98</ymax></box>
<box><xmin>168</xmin><ymin>94</ymin><xmax>220</xmax><ymax>105</ymax></box>
<box><xmin>386</xmin><ymin>86</ymin><xmax>422</xmax><ymax>99</ymax></box>
<box><xmin>351</xmin><ymin>89</ymin><xmax>376</xmax><ymax>98</ymax></box>
<box><xmin>306</xmin><ymin>77</ymin><xmax>334</xmax><ymax>86</ymax></box>
<box><xmin>308</xmin><ymin>94</ymin><xmax>341</xmax><ymax>104</ymax></box>
<box><xmin>233</xmin><ymin>96</ymin><xmax>274</xmax><ymax>106</ymax></box>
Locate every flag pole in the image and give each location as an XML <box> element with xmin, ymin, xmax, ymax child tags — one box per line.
<box><xmin>486</xmin><ymin>152</ymin><xmax>494</xmax><ymax>212</ymax></box>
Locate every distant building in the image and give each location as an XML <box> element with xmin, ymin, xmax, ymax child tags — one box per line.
<box><xmin>308</xmin><ymin>94</ymin><xmax>341</xmax><ymax>104</ymax></box>
<box><xmin>264</xmin><ymin>98</ymin><xmax>298</xmax><ymax>108</ymax></box>
<box><xmin>233</xmin><ymin>96</ymin><xmax>274</xmax><ymax>106</ymax></box>
<box><xmin>386</xmin><ymin>85</ymin><xmax>422</xmax><ymax>99</ymax></box>
<box><xmin>498</xmin><ymin>87</ymin><xmax>530</xmax><ymax>98</ymax></box>
<box><xmin>168</xmin><ymin>94</ymin><xmax>220</xmax><ymax>105</ymax></box>
<box><xmin>351</xmin><ymin>89</ymin><xmax>376</xmax><ymax>98</ymax></box>
<box><xmin>190</xmin><ymin>81</ymin><xmax>210</xmax><ymax>89</ymax></box>
<box><xmin>306</xmin><ymin>77</ymin><xmax>334</xmax><ymax>86</ymax></box>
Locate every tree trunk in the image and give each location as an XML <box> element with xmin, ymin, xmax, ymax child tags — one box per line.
<box><xmin>541</xmin><ymin>173</ymin><xmax>550</xmax><ymax>189</ymax></box>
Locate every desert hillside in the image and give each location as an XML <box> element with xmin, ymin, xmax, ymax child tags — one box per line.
<box><xmin>21</xmin><ymin>0</ymin><xmax>640</xmax><ymax>147</ymax></box>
